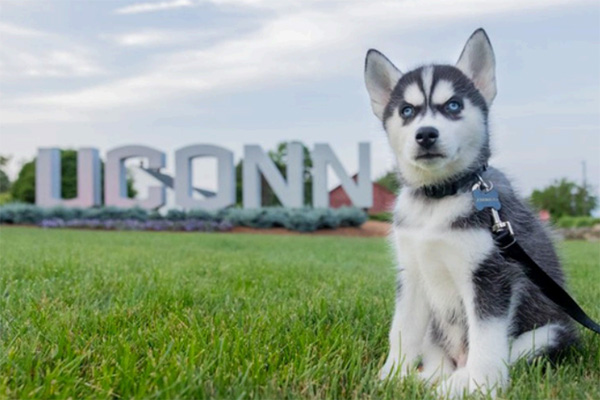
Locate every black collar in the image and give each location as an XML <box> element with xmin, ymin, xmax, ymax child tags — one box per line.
<box><xmin>418</xmin><ymin>166</ymin><xmax>487</xmax><ymax>199</ymax></box>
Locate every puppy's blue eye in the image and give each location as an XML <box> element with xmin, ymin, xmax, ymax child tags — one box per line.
<box><xmin>401</xmin><ymin>105</ymin><xmax>415</xmax><ymax>118</ymax></box>
<box><xmin>445</xmin><ymin>100</ymin><xmax>462</xmax><ymax>113</ymax></box>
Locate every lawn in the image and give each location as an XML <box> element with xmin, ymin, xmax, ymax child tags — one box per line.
<box><xmin>0</xmin><ymin>227</ymin><xmax>598</xmax><ymax>399</ymax></box>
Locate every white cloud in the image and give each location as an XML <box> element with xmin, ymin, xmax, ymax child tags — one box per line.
<box><xmin>108</xmin><ymin>30</ymin><xmax>183</xmax><ymax>47</ymax></box>
<box><xmin>0</xmin><ymin>105</ymin><xmax>87</xmax><ymax>124</ymax></box>
<box><xmin>3</xmin><ymin>0</ymin><xmax>596</xmax><ymax>125</ymax></box>
<box><xmin>0</xmin><ymin>22</ymin><xmax>46</xmax><ymax>37</ymax></box>
<box><xmin>0</xmin><ymin>23</ymin><xmax>104</xmax><ymax>79</ymax></box>
<box><xmin>104</xmin><ymin>28</ymin><xmax>232</xmax><ymax>47</ymax></box>
<box><xmin>19</xmin><ymin>0</ymin><xmax>590</xmax><ymax>112</ymax></box>
<box><xmin>115</xmin><ymin>0</ymin><xmax>195</xmax><ymax>15</ymax></box>
<box><xmin>1</xmin><ymin>49</ymin><xmax>104</xmax><ymax>78</ymax></box>
<box><xmin>113</xmin><ymin>0</ymin><xmax>322</xmax><ymax>15</ymax></box>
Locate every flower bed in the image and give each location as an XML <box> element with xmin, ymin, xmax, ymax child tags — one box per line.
<box><xmin>0</xmin><ymin>204</ymin><xmax>368</xmax><ymax>233</ymax></box>
<box><xmin>38</xmin><ymin>218</ymin><xmax>234</xmax><ymax>232</ymax></box>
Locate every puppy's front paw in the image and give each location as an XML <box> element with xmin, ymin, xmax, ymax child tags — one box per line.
<box><xmin>436</xmin><ymin>368</ymin><xmax>506</xmax><ymax>399</ymax></box>
<box><xmin>378</xmin><ymin>359</ymin><xmax>396</xmax><ymax>381</ymax></box>
<box><xmin>379</xmin><ymin>358</ymin><xmax>403</xmax><ymax>380</ymax></box>
<box><xmin>436</xmin><ymin>368</ymin><xmax>473</xmax><ymax>399</ymax></box>
<box><xmin>379</xmin><ymin>357</ymin><xmax>412</xmax><ymax>381</ymax></box>
<box><xmin>418</xmin><ymin>361</ymin><xmax>453</xmax><ymax>385</ymax></box>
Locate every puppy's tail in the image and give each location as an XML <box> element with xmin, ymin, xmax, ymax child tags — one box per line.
<box><xmin>508</xmin><ymin>323</ymin><xmax>576</xmax><ymax>365</ymax></box>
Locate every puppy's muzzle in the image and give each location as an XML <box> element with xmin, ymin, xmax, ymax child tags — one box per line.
<box><xmin>416</xmin><ymin>126</ymin><xmax>439</xmax><ymax>149</ymax></box>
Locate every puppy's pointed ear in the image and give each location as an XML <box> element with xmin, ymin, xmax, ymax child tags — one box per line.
<box><xmin>365</xmin><ymin>49</ymin><xmax>402</xmax><ymax>120</ymax></box>
<box><xmin>456</xmin><ymin>29</ymin><xmax>496</xmax><ymax>105</ymax></box>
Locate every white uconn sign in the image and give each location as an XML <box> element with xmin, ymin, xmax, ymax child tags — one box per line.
<box><xmin>35</xmin><ymin>143</ymin><xmax>372</xmax><ymax>210</ymax></box>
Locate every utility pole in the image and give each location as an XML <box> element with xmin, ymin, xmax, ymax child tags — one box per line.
<box><xmin>581</xmin><ymin>160</ymin><xmax>587</xmax><ymax>189</ymax></box>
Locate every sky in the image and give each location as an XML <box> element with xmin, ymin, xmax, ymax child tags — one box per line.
<box><xmin>0</xmin><ymin>0</ymin><xmax>599</xmax><ymax>201</ymax></box>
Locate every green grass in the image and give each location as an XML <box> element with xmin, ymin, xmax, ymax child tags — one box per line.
<box><xmin>0</xmin><ymin>227</ymin><xmax>598</xmax><ymax>399</ymax></box>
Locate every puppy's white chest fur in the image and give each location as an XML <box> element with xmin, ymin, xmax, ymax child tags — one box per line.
<box><xmin>392</xmin><ymin>189</ymin><xmax>494</xmax><ymax>316</ymax></box>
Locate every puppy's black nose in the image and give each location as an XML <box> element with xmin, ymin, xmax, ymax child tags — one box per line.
<box><xmin>415</xmin><ymin>127</ymin><xmax>439</xmax><ymax>149</ymax></box>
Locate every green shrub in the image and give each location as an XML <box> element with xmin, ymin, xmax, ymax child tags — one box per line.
<box><xmin>218</xmin><ymin>207</ymin><xmax>365</xmax><ymax>231</ymax></box>
<box><xmin>46</xmin><ymin>206</ymin><xmax>83</xmax><ymax>221</ymax></box>
<box><xmin>165</xmin><ymin>209</ymin><xmax>186</xmax><ymax>221</ymax></box>
<box><xmin>122</xmin><ymin>207</ymin><xmax>149</xmax><ymax>221</ymax></box>
<box><xmin>336</xmin><ymin>206</ymin><xmax>368</xmax><ymax>227</ymax></box>
<box><xmin>0</xmin><ymin>192</ymin><xmax>12</xmax><ymax>205</ymax></box>
<box><xmin>313</xmin><ymin>208</ymin><xmax>340</xmax><ymax>229</ymax></box>
<box><xmin>556</xmin><ymin>216</ymin><xmax>600</xmax><ymax>228</ymax></box>
<box><xmin>283</xmin><ymin>208</ymin><xmax>320</xmax><ymax>232</ymax></box>
<box><xmin>79</xmin><ymin>208</ymin><xmax>102</xmax><ymax>220</ymax></box>
<box><xmin>148</xmin><ymin>210</ymin><xmax>164</xmax><ymax>220</ymax></box>
<box><xmin>0</xmin><ymin>203</ymin><xmax>46</xmax><ymax>224</ymax></box>
<box><xmin>187</xmin><ymin>209</ymin><xmax>216</xmax><ymax>221</ymax></box>
<box><xmin>219</xmin><ymin>208</ymin><xmax>256</xmax><ymax>227</ymax></box>
<box><xmin>369</xmin><ymin>212</ymin><xmax>392</xmax><ymax>222</ymax></box>
<box><xmin>79</xmin><ymin>207</ymin><xmax>145</xmax><ymax>221</ymax></box>
<box><xmin>253</xmin><ymin>207</ymin><xmax>288</xmax><ymax>228</ymax></box>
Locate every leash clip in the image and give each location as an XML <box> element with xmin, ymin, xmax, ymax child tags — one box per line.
<box><xmin>471</xmin><ymin>175</ymin><xmax>515</xmax><ymax>248</ymax></box>
<box><xmin>490</xmin><ymin>208</ymin><xmax>515</xmax><ymax>249</ymax></box>
<box><xmin>475</xmin><ymin>174</ymin><xmax>493</xmax><ymax>192</ymax></box>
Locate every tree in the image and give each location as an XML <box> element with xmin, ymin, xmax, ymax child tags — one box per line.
<box><xmin>11</xmin><ymin>150</ymin><xmax>137</xmax><ymax>204</ymax></box>
<box><xmin>0</xmin><ymin>155</ymin><xmax>11</xmax><ymax>193</ymax></box>
<box><xmin>235</xmin><ymin>142</ymin><xmax>313</xmax><ymax>207</ymax></box>
<box><xmin>530</xmin><ymin>178</ymin><xmax>597</xmax><ymax>220</ymax></box>
<box><xmin>10</xmin><ymin>159</ymin><xmax>35</xmax><ymax>202</ymax></box>
<box><xmin>375</xmin><ymin>170</ymin><xmax>401</xmax><ymax>194</ymax></box>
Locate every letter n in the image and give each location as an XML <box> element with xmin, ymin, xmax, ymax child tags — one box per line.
<box><xmin>243</xmin><ymin>143</ymin><xmax>303</xmax><ymax>208</ymax></box>
<box><xmin>312</xmin><ymin>143</ymin><xmax>372</xmax><ymax>208</ymax></box>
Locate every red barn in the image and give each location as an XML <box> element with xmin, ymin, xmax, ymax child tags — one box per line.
<box><xmin>328</xmin><ymin>174</ymin><xmax>396</xmax><ymax>214</ymax></box>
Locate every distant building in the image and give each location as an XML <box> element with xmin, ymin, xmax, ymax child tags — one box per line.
<box><xmin>329</xmin><ymin>174</ymin><xmax>396</xmax><ymax>214</ymax></box>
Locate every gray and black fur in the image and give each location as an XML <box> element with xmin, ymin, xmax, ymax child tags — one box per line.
<box><xmin>365</xmin><ymin>28</ymin><xmax>578</xmax><ymax>398</ymax></box>
<box><xmin>455</xmin><ymin>167</ymin><xmax>578</xmax><ymax>352</ymax></box>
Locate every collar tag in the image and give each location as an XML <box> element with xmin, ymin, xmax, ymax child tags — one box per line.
<box><xmin>472</xmin><ymin>181</ymin><xmax>501</xmax><ymax>211</ymax></box>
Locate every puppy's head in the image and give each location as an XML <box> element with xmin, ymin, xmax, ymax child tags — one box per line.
<box><xmin>365</xmin><ymin>29</ymin><xmax>496</xmax><ymax>187</ymax></box>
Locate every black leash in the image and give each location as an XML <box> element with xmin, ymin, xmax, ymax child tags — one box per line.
<box><xmin>472</xmin><ymin>176</ymin><xmax>600</xmax><ymax>335</ymax></box>
<box><xmin>494</xmin><ymin>226</ymin><xmax>600</xmax><ymax>334</ymax></box>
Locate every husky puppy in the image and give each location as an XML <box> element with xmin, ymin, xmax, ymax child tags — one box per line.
<box><xmin>364</xmin><ymin>29</ymin><xmax>578</xmax><ymax>398</ymax></box>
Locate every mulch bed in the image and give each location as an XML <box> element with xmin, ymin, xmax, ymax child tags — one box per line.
<box><xmin>1</xmin><ymin>221</ymin><xmax>392</xmax><ymax>237</ymax></box>
<box><xmin>231</xmin><ymin>220</ymin><xmax>390</xmax><ymax>237</ymax></box>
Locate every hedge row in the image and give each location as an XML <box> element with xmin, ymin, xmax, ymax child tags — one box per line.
<box><xmin>368</xmin><ymin>212</ymin><xmax>393</xmax><ymax>222</ymax></box>
<box><xmin>0</xmin><ymin>203</ymin><xmax>367</xmax><ymax>232</ymax></box>
<box><xmin>555</xmin><ymin>216</ymin><xmax>600</xmax><ymax>229</ymax></box>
